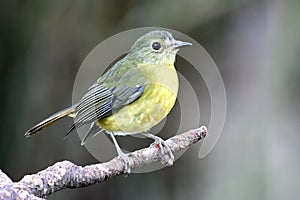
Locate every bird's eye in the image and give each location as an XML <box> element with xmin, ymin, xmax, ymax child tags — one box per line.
<box><xmin>151</xmin><ymin>41</ymin><xmax>162</xmax><ymax>51</ymax></box>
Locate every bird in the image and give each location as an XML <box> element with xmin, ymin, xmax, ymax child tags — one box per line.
<box><xmin>25</xmin><ymin>30</ymin><xmax>192</xmax><ymax>173</ymax></box>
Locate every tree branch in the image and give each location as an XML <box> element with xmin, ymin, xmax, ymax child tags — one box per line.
<box><xmin>0</xmin><ymin>126</ymin><xmax>207</xmax><ymax>200</ymax></box>
<box><xmin>0</xmin><ymin>170</ymin><xmax>12</xmax><ymax>188</ymax></box>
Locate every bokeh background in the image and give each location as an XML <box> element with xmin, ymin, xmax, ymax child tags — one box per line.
<box><xmin>1</xmin><ymin>0</ymin><xmax>300</xmax><ymax>199</ymax></box>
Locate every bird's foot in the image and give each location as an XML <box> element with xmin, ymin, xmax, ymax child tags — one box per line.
<box><xmin>117</xmin><ymin>150</ymin><xmax>132</xmax><ymax>174</ymax></box>
<box><xmin>152</xmin><ymin>136</ymin><xmax>174</xmax><ymax>166</ymax></box>
<box><xmin>108</xmin><ymin>131</ymin><xmax>132</xmax><ymax>174</ymax></box>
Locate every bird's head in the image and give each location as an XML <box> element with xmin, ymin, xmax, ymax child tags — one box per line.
<box><xmin>127</xmin><ymin>30</ymin><xmax>192</xmax><ymax>65</ymax></box>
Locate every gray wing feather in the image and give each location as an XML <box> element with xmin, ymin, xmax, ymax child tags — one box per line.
<box><xmin>68</xmin><ymin>69</ymin><xmax>147</xmax><ymax>134</ymax></box>
<box><xmin>111</xmin><ymin>84</ymin><xmax>145</xmax><ymax>111</ymax></box>
<box><xmin>68</xmin><ymin>84</ymin><xmax>113</xmax><ymax>133</ymax></box>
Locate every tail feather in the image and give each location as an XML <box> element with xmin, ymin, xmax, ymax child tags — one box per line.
<box><xmin>25</xmin><ymin>106</ymin><xmax>75</xmax><ymax>137</ymax></box>
<box><xmin>81</xmin><ymin>122</ymin><xmax>104</xmax><ymax>145</ymax></box>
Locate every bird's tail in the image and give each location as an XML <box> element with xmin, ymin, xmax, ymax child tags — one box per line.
<box><xmin>25</xmin><ymin>106</ymin><xmax>76</xmax><ymax>137</ymax></box>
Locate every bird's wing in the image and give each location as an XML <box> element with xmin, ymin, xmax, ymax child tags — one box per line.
<box><xmin>68</xmin><ymin>84</ymin><xmax>113</xmax><ymax>133</ymax></box>
<box><xmin>68</xmin><ymin>66</ymin><xmax>147</xmax><ymax>134</ymax></box>
<box><xmin>78</xmin><ymin>83</ymin><xmax>145</xmax><ymax>144</ymax></box>
<box><xmin>110</xmin><ymin>66</ymin><xmax>147</xmax><ymax>111</ymax></box>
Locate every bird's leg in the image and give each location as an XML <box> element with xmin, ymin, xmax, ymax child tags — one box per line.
<box><xmin>108</xmin><ymin>132</ymin><xmax>131</xmax><ymax>174</ymax></box>
<box><xmin>141</xmin><ymin>132</ymin><xmax>174</xmax><ymax>166</ymax></box>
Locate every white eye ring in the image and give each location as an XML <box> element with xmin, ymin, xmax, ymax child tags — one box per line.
<box><xmin>150</xmin><ymin>41</ymin><xmax>162</xmax><ymax>52</ymax></box>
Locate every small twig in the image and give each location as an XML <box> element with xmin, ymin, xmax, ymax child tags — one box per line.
<box><xmin>0</xmin><ymin>126</ymin><xmax>207</xmax><ymax>200</ymax></box>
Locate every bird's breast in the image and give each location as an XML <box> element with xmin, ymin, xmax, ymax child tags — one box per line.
<box><xmin>98</xmin><ymin>65</ymin><xmax>178</xmax><ymax>134</ymax></box>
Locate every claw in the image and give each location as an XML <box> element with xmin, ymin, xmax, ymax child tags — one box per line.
<box><xmin>118</xmin><ymin>152</ymin><xmax>131</xmax><ymax>174</ymax></box>
<box><xmin>142</xmin><ymin>132</ymin><xmax>174</xmax><ymax>166</ymax></box>
<box><xmin>108</xmin><ymin>131</ymin><xmax>132</xmax><ymax>174</ymax></box>
<box><xmin>153</xmin><ymin>137</ymin><xmax>174</xmax><ymax>166</ymax></box>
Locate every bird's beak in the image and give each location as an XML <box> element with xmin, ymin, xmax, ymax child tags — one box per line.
<box><xmin>172</xmin><ymin>40</ymin><xmax>192</xmax><ymax>49</ymax></box>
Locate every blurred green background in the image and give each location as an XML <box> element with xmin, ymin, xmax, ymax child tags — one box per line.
<box><xmin>1</xmin><ymin>0</ymin><xmax>300</xmax><ymax>199</ymax></box>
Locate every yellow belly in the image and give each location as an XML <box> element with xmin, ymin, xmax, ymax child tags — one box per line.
<box><xmin>98</xmin><ymin>63</ymin><xmax>179</xmax><ymax>134</ymax></box>
<box><xmin>98</xmin><ymin>82</ymin><xmax>177</xmax><ymax>134</ymax></box>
